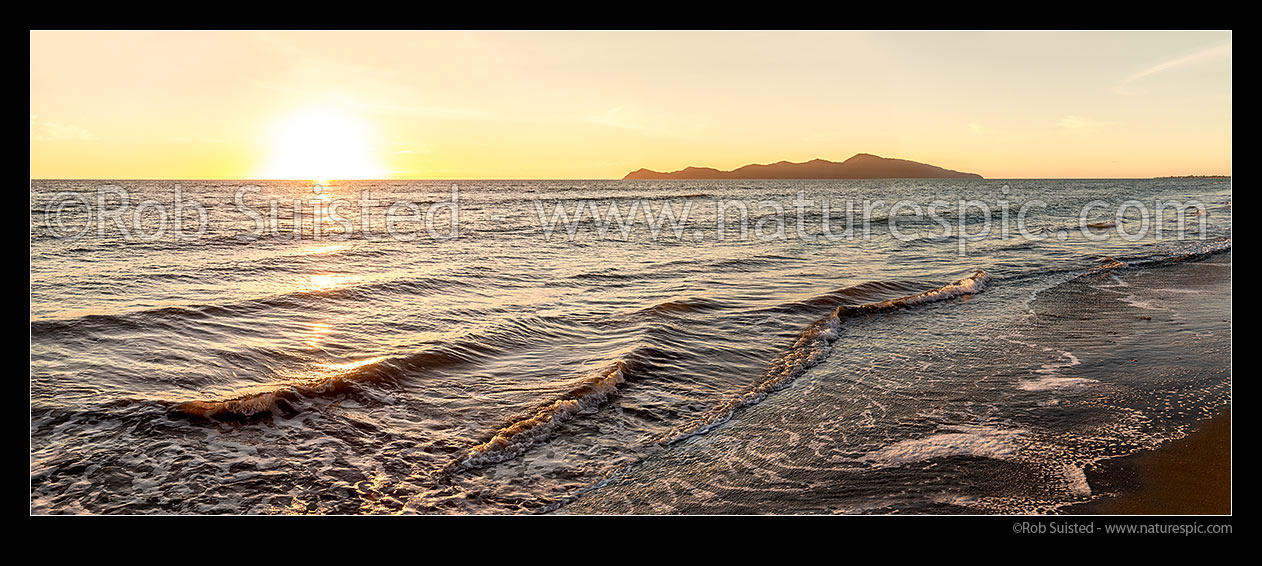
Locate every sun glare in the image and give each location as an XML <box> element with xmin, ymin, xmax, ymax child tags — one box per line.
<box><xmin>262</xmin><ymin>106</ymin><xmax>385</xmax><ymax>180</ymax></box>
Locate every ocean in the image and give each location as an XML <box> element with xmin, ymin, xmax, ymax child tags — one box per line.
<box><xmin>29</xmin><ymin>178</ymin><xmax>1232</xmax><ymax>514</ymax></box>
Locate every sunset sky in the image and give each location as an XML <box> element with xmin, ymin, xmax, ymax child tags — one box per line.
<box><xmin>30</xmin><ymin>30</ymin><xmax>1231</xmax><ymax>180</ymax></box>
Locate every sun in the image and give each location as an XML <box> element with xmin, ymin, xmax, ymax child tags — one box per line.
<box><xmin>261</xmin><ymin>106</ymin><xmax>386</xmax><ymax>180</ymax></box>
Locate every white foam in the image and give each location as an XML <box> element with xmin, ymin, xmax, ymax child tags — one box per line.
<box><xmin>1019</xmin><ymin>376</ymin><xmax>1097</xmax><ymax>391</ymax></box>
<box><xmin>883</xmin><ymin>270</ymin><xmax>991</xmax><ymax>308</ymax></box>
<box><xmin>864</xmin><ymin>426</ymin><xmax>1024</xmax><ymax>468</ymax></box>
<box><xmin>1097</xmin><ymin>274</ymin><xmax>1129</xmax><ymax>289</ymax></box>
<box><xmin>1120</xmin><ymin>294</ymin><xmax>1170</xmax><ymax>311</ymax></box>
<box><xmin>1035</xmin><ymin>350</ymin><xmax>1080</xmax><ymax>374</ymax></box>
<box><xmin>1060</xmin><ymin>463</ymin><xmax>1092</xmax><ymax>497</ymax></box>
<box><xmin>1020</xmin><ymin>349</ymin><xmax>1093</xmax><ymax>391</ymax></box>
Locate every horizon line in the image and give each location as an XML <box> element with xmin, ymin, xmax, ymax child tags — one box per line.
<box><xmin>29</xmin><ymin>175</ymin><xmax>1233</xmax><ymax>182</ymax></box>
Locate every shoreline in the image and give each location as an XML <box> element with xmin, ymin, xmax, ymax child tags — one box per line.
<box><xmin>1065</xmin><ymin>409</ymin><xmax>1231</xmax><ymax>515</ymax></box>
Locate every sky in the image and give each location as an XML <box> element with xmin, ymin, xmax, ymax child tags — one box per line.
<box><xmin>30</xmin><ymin>30</ymin><xmax>1231</xmax><ymax>179</ymax></box>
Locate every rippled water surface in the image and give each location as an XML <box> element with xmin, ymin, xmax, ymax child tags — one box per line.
<box><xmin>30</xmin><ymin>179</ymin><xmax>1231</xmax><ymax>514</ymax></box>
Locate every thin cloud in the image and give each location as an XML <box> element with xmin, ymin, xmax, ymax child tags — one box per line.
<box><xmin>253</xmin><ymin>81</ymin><xmax>492</xmax><ymax>121</ymax></box>
<box><xmin>172</xmin><ymin>135</ymin><xmax>226</xmax><ymax>144</ymax></box>
<box><xmin>584</xmin><ymin>105</ymin><xmax>688</xmax><ymax>139</ymax></box>
<box><xmin>1115</xmin><ymin>41</ymin><xmax>1231</xmax><ymax>95</ymax></box>
<box><xmin>586</xmin><ymin>106</ymin><xmax>642</xmax><ymax>130</ymax></box>
<box><xmin>30</xmin><ymin>114</ymin><xmax>94</xmax><ymax>141</ymax></box>
<box><xmin>1058</xmin><ymin>115</ymin><xmax>1120</xmax><ymax>131</ymax></box>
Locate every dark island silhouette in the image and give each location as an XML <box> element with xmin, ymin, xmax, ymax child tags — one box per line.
<box><xmin>623</xmin><ymin>153</ymin><xmax>983</xmax><ymax>180</ymax></box>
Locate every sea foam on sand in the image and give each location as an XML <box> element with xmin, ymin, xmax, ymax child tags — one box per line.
<box><xmin>864</xmin><ymin>425</ymin><xmax>1024</xmax><ymax>467</ymax></box>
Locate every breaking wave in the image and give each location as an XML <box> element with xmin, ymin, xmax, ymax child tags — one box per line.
<box><xmin>659</xmin><ymin>270</ymin><xmax>992</xmax><ymax>445</ymax></box>
<box><xmin>446</xmin><ymin>359</ymin><xmax>631</xmax><ymax>472</ymax></box>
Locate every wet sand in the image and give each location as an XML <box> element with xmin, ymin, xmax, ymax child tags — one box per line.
<box><xmin>1067</xmin><ymin>409</ymin><xmax>1231</xmax><ymax>515</ymax></box>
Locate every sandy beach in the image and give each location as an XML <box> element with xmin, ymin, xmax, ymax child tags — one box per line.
<box><xmin>1067</xmin><ymin>409</ymin><xmax>1231</xmax><ymax>515</ymax></box>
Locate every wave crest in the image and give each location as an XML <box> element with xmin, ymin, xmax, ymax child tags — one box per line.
<box><xmin>660</xmin><ymin>270</ymin><xmax>991</xmax><ymax>445</ymax></box>
<box><xmin>168</xmin><ymin>349</ymin><xmax>474</xmax><ymax>421</ymax></box>
<box><xmin>446</xmin><ymin>360</ymin><xmax>631</xmax><ymax>472</ymax></box>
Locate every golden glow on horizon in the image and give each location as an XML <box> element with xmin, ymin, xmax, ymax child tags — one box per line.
<box><xmin>29</xmin><ymin>31</ymin><xmax>1232</xmax><ymax>179</ymax></box>
<box><xmin>261</xmin><ymin>107</ymin><xmax>385</xmax><ymax>180</ymax></box>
